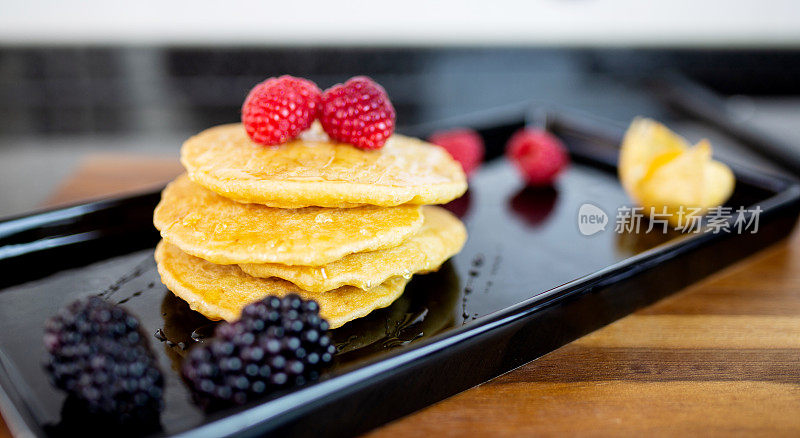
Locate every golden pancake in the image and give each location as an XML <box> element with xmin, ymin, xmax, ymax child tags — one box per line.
<box><xmin>153</xmin><ymin>174</ymin><xmax>424</xmax><ymax>265</ymax></box>
<box><xmin>180</xmin><ymin>122</ymin><xmax>467</xmax><ymax>208</ymax></box>
<box><xmin>239</xmin><ymin>206</ymin><xmax>466</xmax><ymax>292</ymax></box>
<box><xmin>154</xmin><ymin>241</ymin><xmax>409</xmax><ymax>329</ymax></box>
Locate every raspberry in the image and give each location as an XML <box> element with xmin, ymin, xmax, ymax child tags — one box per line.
<box><xmin>506</xmin><ymin>128</ymin><xmax>569</xmax><ymax>186</ymax></box>
<box><xmin>241</xmin><ymin>75</ymin><xmax>322</xmax><ymax>146</ymax></box>
<box><xmin>319</xmin><ymin>76</ymin><xmax>396</xmax><ymax>150</ymax></box>
<box><xmin>429</xmin><ymin>128</ymin><xmax>485</xmax><ymax>176</ymax></box>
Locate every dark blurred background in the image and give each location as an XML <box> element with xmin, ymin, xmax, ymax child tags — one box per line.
<box><xmin>4</xmin><ymin>48</ymin><xmax>800</xmax><ymax>136</ymax></box>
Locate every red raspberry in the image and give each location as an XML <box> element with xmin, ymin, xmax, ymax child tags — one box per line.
<box><xmin>429</xmin><ymin>128</ymin><xmax>485</xmax><ymax>176</ymax></box>
<box><xmin>319</xmin><ymin>76</ymin><xmax>396</xmax><ymax>150</ymax></box>
<box><xmin>241</xmin><ymin>75</ymin><xmax>322</xmax><ymax>146</ymax></box>
<box><xmin>506</xmin><ymin>128</ymin><xmax>569</xmax><ymax>186</ymax></box>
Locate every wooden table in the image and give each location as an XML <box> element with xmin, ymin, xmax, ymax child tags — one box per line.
<box><xmin>2</xmin><ymin>154</ymin><xmax>799</xmax><ymax>437</ymax></box>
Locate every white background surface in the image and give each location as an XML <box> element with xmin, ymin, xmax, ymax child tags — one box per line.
<box><xmin>2</xmin><ymin>0</ymin><xmax>800</xmax><ymax>47</ymax></box>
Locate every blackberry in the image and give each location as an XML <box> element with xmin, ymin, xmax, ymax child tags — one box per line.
<box><xmin>43</xmin><ymin>297</ymin><xmax>164</xmax><ymax>424</ymax></box>
<box><xmin>182</xmin><ymin>294</ymin><xmax>336</xmax><ymax>409</ymax></box>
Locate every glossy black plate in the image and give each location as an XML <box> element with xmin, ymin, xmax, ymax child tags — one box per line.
<box><xmin>0</xmin><ymin>109</ymin><xmax>798</xmax><ymax>437</ymax></box>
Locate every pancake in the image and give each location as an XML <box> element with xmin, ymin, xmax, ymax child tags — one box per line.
<box><xmin>153</xmin><ymin>174</ymin><xmax>424</xmax><ymax>266</ymax></box>
<box><xmin>180</xmin><ymin>122</ymin><xmax>467</xmax><ymax>208</ymax></box>
<box><xmin>240</xmin><ymin>206</ymin><xmax>467</xmax><ymax>292</ymax></box>
<box><xmin>154</xmin><ymin>241</ymin><xmax>409</xmax><ymax>329</ymax></box>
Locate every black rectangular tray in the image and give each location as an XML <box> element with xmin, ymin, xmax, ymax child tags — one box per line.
<box><xmin>0</xmin><ymin>108</ymin><xmax>798</xmax><ymax>437</ymax></box>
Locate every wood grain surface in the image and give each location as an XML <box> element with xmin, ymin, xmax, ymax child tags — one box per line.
<box><xmin>1</xmin><ymin>154</ymin><xmax>799</xmax><ymax>437</ymax></box>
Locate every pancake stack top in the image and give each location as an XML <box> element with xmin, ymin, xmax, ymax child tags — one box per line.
<box><xmin>154</xmin><ymin>122</ymin><xmax>468</xmax><ymax>329</ymax></box>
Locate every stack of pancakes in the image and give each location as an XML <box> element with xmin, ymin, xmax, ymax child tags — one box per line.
<box><xmin>153</xmin><ymin>123</ymin><xmax>468</xmax><ymax>329</ymax></box>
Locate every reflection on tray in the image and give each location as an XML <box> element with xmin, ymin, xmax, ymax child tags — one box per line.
<box><xmin>332</xmin><ymin>262</ymin><xmax>461</xmax><ymax>365</ymax></box>
<box><xmin>614</xmin><ymin>224</ymin><xmax>685</xmax><ymax>257</ymax></box>
<box><xmin>159</xmin><ymin>292</ymin><xmax>218</xmax><ymax>368</ymax></box>
<box><xmin>45</xmin><ymin>395</ymin><xmax>163</xmax><ymax>437</ymax></box>
<box><xmin>156</xmin><ymin>262</ymin><xmax>462</xmax><ymax>372</ymax></box>
<box><xmin>509</xmin><ymin>186</ymin><xmax>559</xmax><ymax>227</ymax></box>
<box><xmin>442</xmin><ymin>189</ymin><xmax>472</xmax><ymax>219</ymax></box>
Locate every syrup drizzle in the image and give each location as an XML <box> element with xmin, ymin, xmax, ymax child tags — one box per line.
<box><xmin>382</xmin><ymin>308</ymin><xmax>428</xmax><ymax>348</ymax></box>
<box><xmin>97</xmin><ymin>257</ymin><xmax>155</xmax><ymax>300</ymax></box>
<box><xmin>462</xmin><ymin>253</ymin><xmax>485</xmax><ymax>323</ymax></box>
